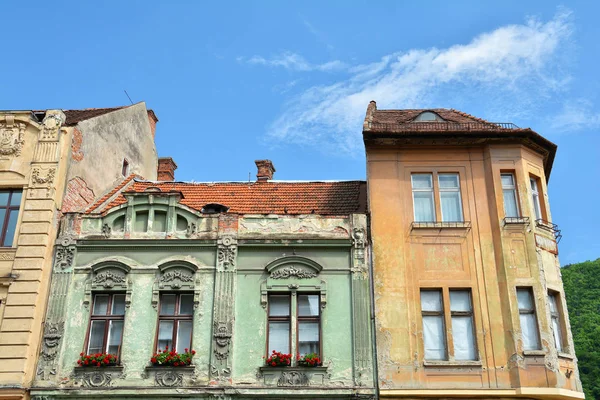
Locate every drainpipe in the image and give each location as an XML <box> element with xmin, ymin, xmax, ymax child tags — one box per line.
<box><xmin>367</xmin><ymin>212</ymin><xmax>380</xmax><ymax>400</ymax></box>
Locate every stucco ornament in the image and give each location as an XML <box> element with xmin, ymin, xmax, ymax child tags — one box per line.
<box><xmin>82</xmin><ymin>370</ymin><xmax>113</xmax><ymax>387</ymax></box>
<box><xmin>41</xmin><ymin>113</ymin><xmax>64</xmax><ymax>141</ymax></box>
<box><xmin>160</xmin><ymin>269</ymin><xmax>194</xmax><ymax>289</ymax></box>
<box><xmin>0</xmin><ymin>116</ymin><xmax>25</xmax><ymax>157</ymax></box>
<box><xmin>213</xmin><ymin>321</ymin><xmax>233</xmax><ymax>360</ymax></box>
<box><xmin>37</xmin><ymin>321</ymin><xmax>64</xmax><ymax>379</ymax></box>
<box><xmin>93</xmin><ymin>270</ymin><xmax>126</xmax><ymax>288</ymax></box>
<box><xmin>32</xmin><ymin>167</ymin><xmax>56</xmax><ymax>185</ymax></box>
<box><xmin>352</xmin><ymin>227</ymin><xmax>366</xmax><ymax>259</ymax></box>
<box><xmin>277</xmin><ymin>371</ymin><xmax>309</xmax><ymax>386</ymax></box>
<box><xmin>154</xmin><ymin>370</ymin><xmax>183</xmax><ymax>387</ymax></box>
<box><xmin>270</xmin><ymin>266</ymin><xmax>317</xmax><ymax>279</ymax></box>
<box><xmin>55</xmin><ymin>238</ymin><xmax>76</xmax><ymax>270</ymax></box>
<box><xmin>101</xmin><ymin>223</ymin><xmax>112</xmax><ymax>238</ymax></box>
<box><xmin>217</xmin><ymin>236</ymin><xmax>237</xmax><ymax>270</ymax></box>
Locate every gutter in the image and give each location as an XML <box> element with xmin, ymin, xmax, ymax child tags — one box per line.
<box><xmin>367</xmin><ymin>211</ymin><xmax>380</xmax><ymax>400</ymax></box>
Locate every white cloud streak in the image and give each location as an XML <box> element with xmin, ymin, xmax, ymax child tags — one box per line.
<box><xmin>551</xmin><ymin>99</ymin><xmax>600</xmax><ymax>131</ymax></box>
<box><xmin>263</xmin><ymin>10</ymin><xmax>573</xmax><ymax>154</ymax></box>
<box><xmin>240</xmin><ymin>52</ymin><xmax>346</xmax><ymax>72</ymax></box>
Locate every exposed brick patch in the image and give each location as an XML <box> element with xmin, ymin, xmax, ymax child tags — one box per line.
<box><xmin>219</xmin><ymin>214</ymin><xmax>239</xmax><ymax>234</ymax></box>
<box><xmin>62</xmin><ymin>177</ymin><xmax>95</xmax><ymax>213</ymax></box>
<box><xmin>148</xmin><ymin>110</ymin><xmax>158</xmax><ymax>140</ymax></box>
<box><xmin>71</xmin><ymin>127</ymin><xmax>84</xmax><ymax>162</ymax></box>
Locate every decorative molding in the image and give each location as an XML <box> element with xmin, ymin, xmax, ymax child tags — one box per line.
<box><xmin>0</xmin><ymin>250</ymin><xmax>16</xmax><ymax>261</ymax></box>
<box><xmin>217</xmin><ymin>236</ymin><xmax>237</xmax><ymax>270</ymax></box>
<box><xmin>213</xmin><ymin>320</ymin><xmax>232</xmax><ymax>360</ymax></box>
<box><xmin>186</xmin><ymin>222</ymin><xmax>197</xmax><ymax>237</ymax></box>
<box><xmin>93</xmin><ymin>270</ymin><xmax>126</xmax><ymax>288</ymax></box>
<box><xmin>40</xmin><ymin>112</ymin><xmax>64</xmax><ymax>141</ymax></box>
<box><xmin>155</xmin><ymin>370</ymin><xmax>183</xmax><ymax>387</ymax></box>
<box><xmin>152</xmin><ymin>265</ymin><xmax>198</xmax><ymax>308</ymax></box>
<box><xmin>31</xmin><ymin>167</ymin><xmax>56</xmax><ymax>186</ymax></box>
<box><xmin>271</xmin><ymin>266</ymin><xmax>317</xmax><ymax>279</ymax></box>
<box><xmin>160</xmin><ymin>269</ymin><xmax>194</xmax><ymax>288</ymax></box>
<box><xmin>102</xmin><ymin>223</ymin><xmax>112</xmax><ymax>238</ymax></box>
<box><xmin>258</xmin><ymin>366</ymin><xmax>329</xmax><ymax>386</ymax></box>
<box><xmin>37</xmin><ymin>321</ymin><xmax>64</xmax><ymax>379</ymax></box>
<box><xmin>352</xmin><ymin>227</ymin><xmax>366</xmax><ymax>261</ymax></box>
<box><xmin>265</xmin><ymin>255</ymin><xmax>323</xmax><ymax>277</ymax></box>
<box><xmin>82</xmin><ymin>370</ymin><xmax>113</xmax><ymax>387</ymax></box>
<box><xmin>0</xmin><ymin>118</ymin><xmax>25</xmax><ymax>157</ymax></box>
<box><xmin>55</xmin><ymin>237</ymin><xmax>76</xmax><ymax>270</ymax></box>
<box><xmin>278</xmin><ymin>370</ymin><xmax>309</xmax><ymax>386</ymax></box>
<box><xmin>84</xmin><ymin>264</ymin><xmax>131</xmax><ymax>308</ymax></box>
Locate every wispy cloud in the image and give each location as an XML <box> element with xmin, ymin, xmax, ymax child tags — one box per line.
<box><xmin>301</xmin><ymin>18</ymin><xmax>334</xmax><ymax>50</ymax></box>
<box><xmin>262</xmin><ymin>9</ymin><xmax>573</xmax><ymax>154</ymax></box>
<box><xmin>238</xmin><ymin>52</ymin><xmax>346</xmax><ymax>72</ymax></box>
<box><xmin>551</xmin><ymin>98</ymin><xmax>600</xmax><ymax>131</ymax></box>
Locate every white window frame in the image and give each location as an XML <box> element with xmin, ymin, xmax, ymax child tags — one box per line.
<box><xmin>530</xmin><ymin>177</ymin><xmax>543</xmax><ymax>220</ymax></box>
<box><xmin>449</xmin><ymin>290</ymin><xmax>477</xmax><ymax>361</ymax></box>
<box><xmin>517</xmin><ymin>288</ymin><xmax>541</xmax><ymax>351</ymax></box>
<box><xmin>501</xmin><ymin>173</ymin><xmax>520</xmax><ymax>218</ymax></box>
<box><xmin>411</xmin><ymin>173</ymin><xmax>436</xmax><ymax>222</ymax></box>
<box><xmin>548</xmin><ymin>291</ymin><xmax>566</xmax><ymax>353</ymax></box>
<box><xmin>438</xmin><ymin>173</ymin><xmax>463</xmax><ymax>222</ymax></box>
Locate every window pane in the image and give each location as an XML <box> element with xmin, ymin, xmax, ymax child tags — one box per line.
<box><xmin>450</xmin><ymin>291</ymin><xmax>472</xmax><ymax>312</ymax></box>
<box><xmin>154</xmin><ymin>212</ymin><xmax>167</xmax><ymax>232</ymax></box>
<box><xmin>93</xmin><ymin>295</ymin><xmax>109</xmax><ymax>315</ymax></box>
<box><xmin>421</xmin><ymin>291</ymin><xmax>442</xmax><ymax>312</ymax></box>
<box><xmin>520</xmin><ymin>313</ymin><xmax>541</xmax><ymax>350</ymax></box>
<box><xmin>157</xmin><ymin>320</ymin><xmax>174</xmax><ymax>351</ymax></box>
<box><xmin>176</xmin><ymin>321</ymin><xmax>193</xmax><ymax>353</ymax></box>
<box><xmin>411</xmin><ymin>174</ymin><xmax>432</xmax><ymax>189</ymax></box>
<box><xmin>179</xmin><ymin>294</ymin><xmax>194</xmax><ymax>315</ymax></box>
<box><xmin>160</xmin><ymin>294</ymin><xmax>177</xmax><ymax>315</ymax></box>
<box><xmin>269</xmin><ymin>296</ymin><xmax>290</xmax><ymax>317</ymax></box>
<box><xmin>423</xmin><ymin>315</ymin><xmax>446</xmax><ymax>360</ymax></box>
<box><xmin>503</xmin><ymin>189</ymin><xmax>519</xmax><ymax>217</ymax></box>
<box><xmin>9</xmin><ymin>191</ymin><xmax>21</xmax><ymax>207</ymax></box>
<box><xmin>107</xmin><ymin>320</ymin><xmax>123</xmax><ymax>355</ymax></box>
<box><xmin>532</xmin><ymin>193</ymin><xmax>542</xmax><ymax>220</ymax></box>
<box><xmin>268</xmin><ymin>321</ymin><xmax>290</xmax><ymax>354</ymax></box>
<box><xmin>3</xmin><ymin>210</ymin><xmax>18</xmax><ymax>247</ymax></box>
<box><xmin>134</xmin><ymin>211</ymin><xmax>149</xmax><ymax>232</ymax></box>
<box><xmin>452</xmin><ymin>316</ymin><xmax>476</xmax><ymax>360</ymax></box>
<box><xmin>530</xmin><ymin>178</ymin><xmax>538</xmax><ymax>192</ymax></box>
<box><xmin>413</xmin><ymin>191</ymin><xmax>435</xmax><ymax>222</ymax></box>
<box><xmin>298</xmin><ymin>295</ymin><xmax>319</xmax><ymax>317</ymax></box>
<box><xmin>552</xmin><ymin>316</ymin><xmax>563</xmax><ymax>352</ymax></box>
<box><xmin>548</xmin><ymin>294</ymin><xmax>558</xmax><ymax>313</ymax></box>
<box><xmin>501</xmin><ymin>174</ymin><xmax>514</xmax><ymax>187</ymax></box>
<box><xmin>87</xmin><ymin>320</ymin><xmax>106</xmax><ymax>354</ymax></box>
<box><xmin>517</xmin><ymin>289</ymin><xmax>534</xmax><ymax>310</ymax></box>
<box><xmin>298</xmin><ymin>321</ymin><xmax>319</xmax><ymax>355</ymax></box>
<box><xmin>438</xmin><ymin>174</ymin><xmax>459</xmax><ymax>189</ymax></box>
<box><xmin>111</xmin><ymin>294</ymin><xmax>126</xmax><ymax>315</ymax></box>
<box><xmin>440</xmin><ymin>191</ymin><xmax>463</xmax><ymax>222</ymax></box>
<box><xmin>0</xmin><ymin>192</ymin><xmax>9</xmax><ymax>206</ymax></box>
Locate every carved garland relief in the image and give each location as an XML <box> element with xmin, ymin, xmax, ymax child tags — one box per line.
<box><xmin>0</xmin><ymin>118</ymin><xmax>25</xmax><ymax>157</ymax></box>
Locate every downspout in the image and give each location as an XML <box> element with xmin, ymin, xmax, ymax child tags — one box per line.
<box><xmin>367</xmin><ymin>212</ymin><xmax>380</xmax><ymax>400</ymax></box>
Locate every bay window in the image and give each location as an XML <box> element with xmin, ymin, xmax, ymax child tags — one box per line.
<box><xmin>157</xmin><ymin>293</ymin><xmax>193</xmax><ymax>353</ymax></box>
<box><xmin>87</xmin><ymin>293</ymin><xmax>125</xmax><ymax>358</ymax></box>
<box><xmin>517</xmin><ymin>288</ymin><xmax>541</xmax><ymax>350</ymax></box>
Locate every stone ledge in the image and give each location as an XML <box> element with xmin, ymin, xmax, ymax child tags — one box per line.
<box><xmin>258</xmin><ymin>366</ymin><xmax>329</xmax><ymax>386</ymax></box>
<box><xmin>72</xmin><ymin>366</ymin><xmax>123</xmax><ymax>388</ymax></box>
<box><xmin>143</xmin><ymin>365</ymin><xmax>195</xmax><ymax>387</ymax></box>
<box><xmin>423</xmin><ymin>360</ymin><xmax>482</xmax><ymax>368</ymax></box>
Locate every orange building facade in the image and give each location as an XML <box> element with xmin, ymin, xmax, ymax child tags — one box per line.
<box><xmin>364</xmin><ymin>102</ymin><xmax>584</xmax><ymax>399</ymax></box>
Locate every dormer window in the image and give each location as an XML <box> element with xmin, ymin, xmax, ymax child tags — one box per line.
<box><xmin>414</xmin><ymin>112</ymin><xmax>444</xmax><ymax>122</ymax></box>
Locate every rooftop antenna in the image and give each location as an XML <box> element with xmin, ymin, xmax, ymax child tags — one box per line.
<box><xmin>248</xmin><ymin>172</ymin><xmax>251</xmax><ymax>182</ymax></box>
<box><xmin>124</xmin><ymin>90</ymin><xmax>134</xmax><ymax>105</ymax></box>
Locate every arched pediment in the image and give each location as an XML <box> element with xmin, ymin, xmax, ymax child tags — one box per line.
<box><xmin>265</xmin><ymin>256</ymin><xmax>323</xmax><ymax>279</ymax></box>
<box><xmin>84</xmin><ymin>260</ymin><xmax>133</xmax><ymax>309</ymax></box>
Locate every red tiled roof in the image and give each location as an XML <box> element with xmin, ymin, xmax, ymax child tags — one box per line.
<box><xmin>370</xmin><ymin>108</ymin><xmax>497</xmax><ymax>126</ymax></box>
<box><xmin>98</xmin><ymin>180</ymin><xmax>367</xmax><ymax>215</ymax></box>
<box><xmin>63</xmin><ymin>107</ymin><xmax>125</xmax><ymax>126</ymax></box>
<box><xmin>86</xmin><ymin>174</ymin><xmax>141</xmax><ymax>213</ymax></box>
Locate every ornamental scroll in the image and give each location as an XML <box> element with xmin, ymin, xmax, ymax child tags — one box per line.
<box><xmin>83</xmin><ymin>263</ymin><xmax>131</xmax><ymax>309</ymax></box>
<box><xmin>151</xmin><ymin>263</ymin><xmax>199</xmax><ymax>309</ymax></box>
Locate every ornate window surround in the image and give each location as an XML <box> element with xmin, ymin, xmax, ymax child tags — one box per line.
<box><xmin>83</xmin><ymin>261</ymin><xmax>131</xmax><ymax>309</ymax></box>
<box><xmin>151</xmin><ymin>260</ymin><xmax>200</xmax><ymax>309</ymax></box>
<box><xmin>260</xmin><ymin>256</ymin><xmax>327</xmax><ymax>310</ymax></box>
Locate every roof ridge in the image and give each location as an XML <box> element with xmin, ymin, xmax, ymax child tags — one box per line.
<box><xmin>448</xmin><ymin>108</ymin><xmax>494</xmax><ymax>124</ymax></box>
<box><xmin>85</xmin><ymin>173</ymin><xmax>142</xmax><ymax>214</ymax></box>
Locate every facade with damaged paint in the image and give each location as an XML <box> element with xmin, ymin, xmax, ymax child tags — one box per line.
<box><xmin>31</xmin><ymin>160</ymin><xmax>376</xmax><ymax>400</ymax></box>
<box><xmin>0</xmin><ymin>103</ymin><xmax>157</xmax><ymax>400</ymax></box>
<box><xmin>363</xmin><ymin>103</ymin><xmax>583</xmax><ymax>399</ymax></box>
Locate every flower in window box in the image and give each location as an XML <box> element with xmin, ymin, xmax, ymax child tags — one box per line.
<box><xmin>150</xmin><ymin>345</ymin><xmax>195</xmax><ymax>367</ymax></box>
<box><xmin>297</xmin><ymin>353</ymin><xmax>321</xmax><ymax>367</ymax></box>
<box><xmin>265</xmin><ymin>350</ymin><xmax>291</xmax><ymax>367</ymax></box>
<box><xmin>77</xmin><ymin>353</ymin><xmax>118</xmax><ymax>367</ymax></box>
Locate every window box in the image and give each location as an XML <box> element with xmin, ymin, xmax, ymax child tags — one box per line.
<box><xmin>143</xmin><ymin>365</ymin><xmax>195</xmax><ymax>387</ymax></box>
<box><xmin>258</xmin><ymin>366</ymin><xmax>328</xmax><ymax>387</ymax></box>
<box><xmin>72</xmin><ymin>366</ymin><xmax>123</xmax><ymax>388</ymax></box>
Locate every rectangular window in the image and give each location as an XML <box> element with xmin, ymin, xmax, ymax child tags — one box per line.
<box><xmin>517</xmin><ymin>288</ymin><xmax>541</xmax><ymax>350</ymax></box>
<box><xmin>438</xmin><ymin>173</ymin><xmax>463</xmax><ymax>222</ymax></box>
<box><xmin>501</xmin><ymin>173</ymin><xmax>520</xmax><ymax>218</ymax></box>
<box><xmin>157</xmin><ymin>293</ymin><xmax>193</xmax><ymax>353</ymax></box>
<box><xmin>420</xmin><ymin>290</ymin><xmax>446</xmax><ymax>360</ymax></box>
<box><xmin>529</xmin><ymin>177</ymin><xmax>543</xmax><ymax>220</ymax></box>
<box><xmin>412</xmin><ymin>174</ymin><xmax>435</xmax><ymax>222</ymax></box>
<box><xmin>267</xmin><ymin>293</ymin><xmax>321</xmax><ymax>362</ymax></box>
<box><xmin>87</xmin><ymin>293</ymin><xmax>125</xmax><ymax>358</ymax></box>
<box><xmin>450</xmin><ymin>290</ymin><xmax>476</xmax><ymax>360</ymax></box>
<box><xmin>0</xmin><ymin>190</ymin><xmax>21</xmax><ymax>247</ymax></box>
<box><xmin>548</xmin><ymin>292</ymin><xmax>566</xmax><ymax>353</ymax></box>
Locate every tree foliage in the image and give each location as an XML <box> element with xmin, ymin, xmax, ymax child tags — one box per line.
<box><xmin>562</xmin><ymin>258</ymin><xmax>600</xmax><ymax>399</ymax></box>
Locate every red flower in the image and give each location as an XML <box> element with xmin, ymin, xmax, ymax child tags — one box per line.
<box><xmin>80</xmin><ymin>352</ymin><xmax>84</xmax><ymax>356</ymax></box>
<box><xmin>185</xmin><ymin>348</ymin><xmax>188</xmax><ymax>352</ymax></box>
<box><xmin>84</xmin><ymin>360</ymin><xmax>89</xmax><ymax>365</ymax></box>
<box><xmin>191</xmin><ymin>350</ymin><xmax>196</xmax><ymax>355</ymax></box>
<box><xmin>174</xmin><ymin>362</ymin><xmax>179</xmax><ymax>367</ymax></box>
<box><xmin>151</xmin><ymin>357</ymin><xmax>157</xmax><ymax>363</ymax></box>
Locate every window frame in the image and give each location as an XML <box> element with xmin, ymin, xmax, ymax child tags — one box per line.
<box><xmin>529</xmin><ymin>175</ymin><xmax>545</xmax><ymax>221</ymax></box>
<box><xmin>449</xmin><ymin>289</ymin><xmax>478</xmax><ymax>361</ymax></box>
<box><xmin>155</xmin><ymin>292</ymin><xmax>194</xmax><ymax>354</ymax></box>
<box><xmin>0</xmin><ymin>189</ymin><xmax>21</xmax><ymax>248</ymax></box>
<box><xmin>85</xmin><ymin>293</ymin><xmax>126</xmax><ymax>360</ymax></box>
<box><xmin>516</xmin><ymin>287</ymin><xmax>542</xmax><ymax>351</ymax></box>
<box><xmin>411</xmin><ymin>173</ymin><xmax>436</xmax><ymax>222</ymax></box>
<box><xmin>438</xmin><ymin>173</ymin><xmax>464</xmax><ymax>222</ymax></box>
<box><xmin>411</xmin><ymin>172</ymin><xmax>465</xmax><ymax>223</ymax></box>
<box><xmin>548</xmin><ymin>290</ymin><xmax>567</xmax><ymax>353</ymax></box>
<box><xmin>501</xmin><ymin>172</ymin><xmax>521</xmax><ymax>218</ymax></box>
<box><xmin>266</xmin><ymin>292</ymin><xmax>322</xmax><ymax>364</ymax></box>
<box><xmin>420</xmin><ymin>289</ymin><xmax>447</xmax><ymax>361</ymax></box>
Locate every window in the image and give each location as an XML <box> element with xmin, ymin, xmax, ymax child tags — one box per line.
<box><xmin>267</xmin><ymin>293</ymin><xmax>321</xmax><ymax>360</ymax></box>
<box><xmin>548</xmin><ymin>292</ymin><xmax>566</xmax><ymax>353</ymax></box>
<box><xmin>420</xmin><ymin>289</ymin><xmax>477</xmax><ymax>361</ymax></box>
<box><xmin>122</xmin><ymin>159</ymin><xmax>129</xmax><ymax>177</ymax></box>
<box><xmin>0</xmin><ymin>190</ymin><xmax>21</xmax><ymax>247</ymax></box>
<box><xmin>414</xmin><ymin>111</ymin><xmax>444</xmax><ymax>122</ymax></box>
<box><xmin>157</xmin><ymin>293</ymin><xmax>193</xmax><ymax>353</ymax></box>
<box><xmin>87</xmin><ymin>294</ymin><xmax>125</xmax><ymax>358</ymax></box>
<box><xmin>529</xmin><ymin>176</ymin><xmax>543</xmax><ymax>220</ymax></box>
<box><xmin>501</xmin><ymin>173</ymin><xmax>520</xmax><ymax>218</ymax></box>
<box><xmin>411</xmin><ymin>173</ymin><xmax>463</xmax><ymax>222</ymax></box>
<box><xmin>517</xmin><ymin>288</ymin><xmax>541</xmax><ymax>350</ymax></box>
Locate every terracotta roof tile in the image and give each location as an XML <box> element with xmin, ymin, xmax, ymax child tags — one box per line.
<box><xmin>370</xmin><ymin>108</ymin><xmax>498</xmax><ymax>126</ymax></box>
<box><xmin>85</xmin><ymin>174</ymin><xmax>141</xmax><ymax>213</ymax></box>
<box><xmin>63</xmin><ymin>107</ymin><xmax>125</xmax><ymax>126</ymax></box>
<box><xmin>98</xmin><ymin>180</ymin><xmax>367</xmax><ymax>216</ymax></box>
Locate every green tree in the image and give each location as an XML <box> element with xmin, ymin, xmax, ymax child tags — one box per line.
<box><xmin>562</xmin><ymin>258</ymin><xmax>600</xmax><ymax>399</ymax></box>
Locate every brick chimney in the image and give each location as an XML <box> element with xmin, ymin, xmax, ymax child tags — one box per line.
<box><xmin>255</xmin><ymin>160</ymin><xmax>275</xmax><ymax>181</ymax></box>
<box><xmin>157</xmin><ymin>157</ymin><xmax>177</xmax><ymax>181</ymax></box>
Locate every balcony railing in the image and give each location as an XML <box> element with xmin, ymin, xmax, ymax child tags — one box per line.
<box><xmin>412</xmin><ymin>221</ymin><xmax>471</xmax><ymax>230</ymax></box>
<box><xmin>367</xmin><ymin>122</ymin><xmax>521</xmax><ymax>132</ymax></box>
<box><xmin>503</xmin><ymin>216</ymin><xmax>530</xmax><ymax>225</ymax></box>
<box><xmin>535</xmin><ymin>219</ymin><xmax>562</xmax><ymax>243</ymax></box>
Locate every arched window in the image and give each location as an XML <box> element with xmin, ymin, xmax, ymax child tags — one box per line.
<box><xmin>414</xmin><ymin>111</ymin><xmax>444</xmax><ymax>122</ymax></box>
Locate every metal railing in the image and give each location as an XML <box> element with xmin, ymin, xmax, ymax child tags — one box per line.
<box><xmin>535</xmin><ymin>219</ymin><xmax>562</xmax><ymax>243</ymax></box>
<box><xmin>367</xmin><ymin>122</ymin><xmax>520</xmax><ymax>132</ymax></box>
<box><xmin>503</xmin><ymin>216</ymin><xmax>530</xmax><ymax>225</ymax></box>
<box><xmin>412</xmin><ymin>221</ymin><xmax>472</xmax><ymax>229</ymax></box>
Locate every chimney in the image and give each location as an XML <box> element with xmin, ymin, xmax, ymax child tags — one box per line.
<box><xmin>255</xmin><ymin>160</ymin><xmax>275</xmax><ymax>181</ymax></box>
<box><xmin>157</xmin><ymin>157</ymin><xmax>177</xmax><ymax>181</ymax></box>
<box><xmin>147</xmin><ymin>110</ymin><xmax>158</xmax><ymax>140</ymax></box>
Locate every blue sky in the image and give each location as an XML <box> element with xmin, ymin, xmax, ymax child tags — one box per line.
<box><xmin>1</xmin><ymin>1</ymin><xmax>598</xmax><ymax>265</ymax></box>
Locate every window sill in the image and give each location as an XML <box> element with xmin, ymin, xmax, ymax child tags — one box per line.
<box><xmin>74</xmin><ymin>365</ymin><xmax>123</xmax><ymax>371</ymax></box>
<box><xmin>503</xmin><ymin>216</ymin><xmax>530</xmax><ymax>226</ymax></box>
<box><xmin>558</xmin><ymin>352</ymin><xmax>574</xmax><ymax>360</ymax></box>
<box><xmin>423</xmin><ymin>360</ymin><xmax>482</xmax><ymax>368</ymax></box>
<box><xmin>411</xmin><ymin>221</ymin><xmax>471</xmax><ymax>230</ymax></box>
<box><xmin>259</xmin><ymin>365</ymin><xmax>328</xmax><ymax>372</ymax></box>
<box><xmin>142</xmin><ymin>365</ymin><xmax>195</xmax><ymax>387</ymax></box>
<box><xmin>258</xmin><ymin>365</ymin><xmax>329</xmax><ymax>386</ymax></box>
<box><xmin>523</xmin><ymin>350</ymin><xmax>546</xmax><ymax>357</ymax></box>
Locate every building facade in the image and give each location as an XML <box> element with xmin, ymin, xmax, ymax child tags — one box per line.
<box><xmin>31</xmin><ymin>160</ymin><xmax>376</xmax><ymax>400</ymax></box>
<box><xmin>0</xmin><ymin>103</ymin><xmax>158</xmax><ymax>400</ymax></box>
<box><xmin>363</xmin><ymin>102</ymin><xmax>583</xmax><ymax>399</ymax></box>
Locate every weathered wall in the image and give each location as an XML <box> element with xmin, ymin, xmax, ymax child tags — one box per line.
<box><xmin>367</xmin><ymin>143</ymin><xmax>582</xmax><ymax>399</ymax></box>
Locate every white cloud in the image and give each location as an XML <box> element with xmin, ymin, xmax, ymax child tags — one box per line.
<box><xmin>264</xmin><ymin>9</ymin><xmax>573</xmax><ymax>154</ymax></box>
<box><xmin>239</xmin><ymin>52</ymin><xmax>346</xmax><ymax>72</ymax></box>
<box><xmin>551</xmin><ymin>99</ymin><xmax>600</xmax><ymax>131</ymax></box>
